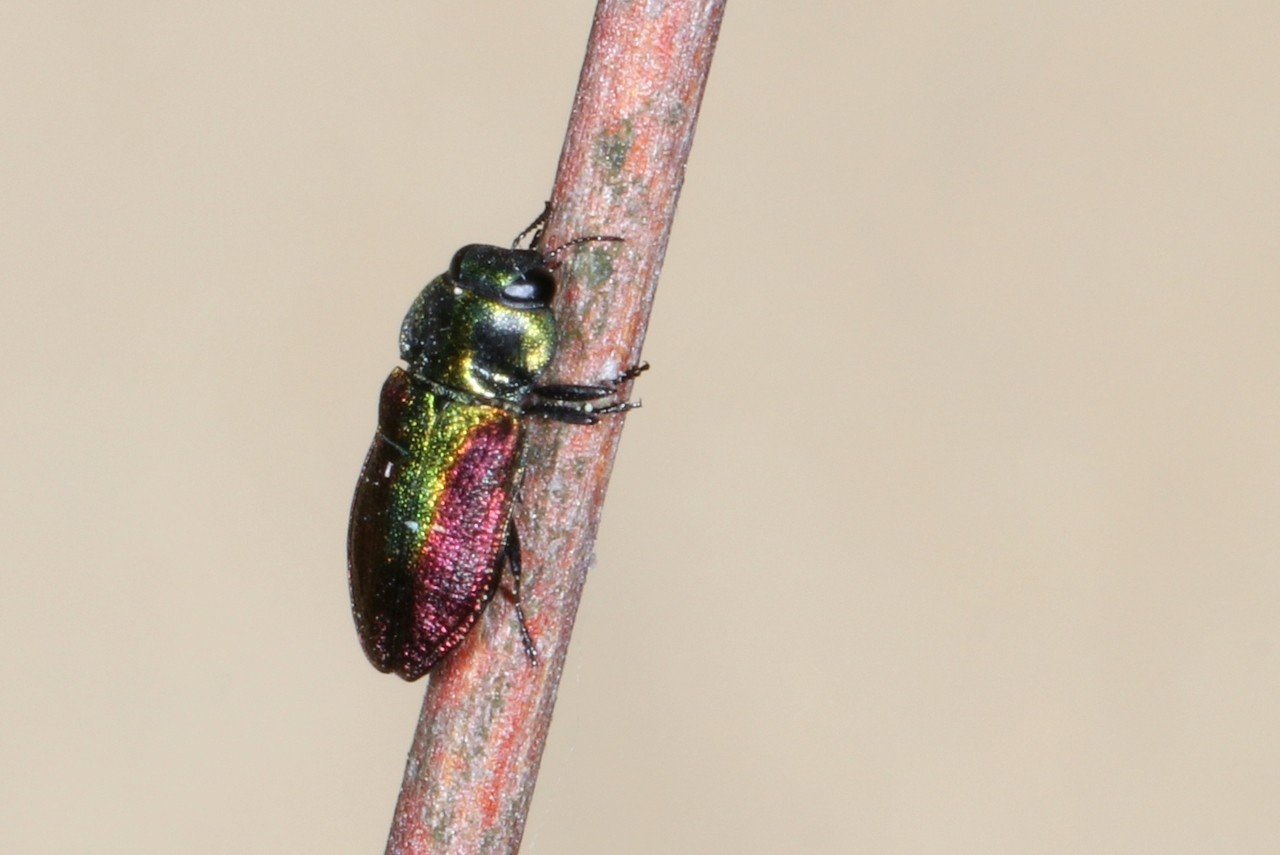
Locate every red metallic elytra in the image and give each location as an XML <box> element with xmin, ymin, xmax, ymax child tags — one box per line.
<box><xmin>348</xmin><ymin>215</ymin><xmax>645</xmax><ymax>680</ymax></box>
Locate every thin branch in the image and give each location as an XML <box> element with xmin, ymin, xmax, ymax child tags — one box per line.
<box><xmin>384</xmin><ymin>2</ymin><xmax>726</xmax><ymax>853</ymax></box>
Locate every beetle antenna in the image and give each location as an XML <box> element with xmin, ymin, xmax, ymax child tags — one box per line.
<box><xmin>543</xmin><ymin>234</ymin><xmax>625</xmax><ymax>267</ymax></box>
<box><xmin>512</xmin><ymin>201</ymin><xmax>552</xmax><ymax>250</ymax></box>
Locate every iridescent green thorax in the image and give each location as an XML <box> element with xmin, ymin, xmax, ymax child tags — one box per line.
<box><xmin>400</xmin><ymin>245</ymin><xmax>557</xmax><ymax>402</ymax></box>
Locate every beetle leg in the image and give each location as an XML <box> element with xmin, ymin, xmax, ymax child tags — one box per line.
<box><xmin>512</xmin><ymin>201</ymin><xmax>552</xmax><ymax>250</ymax></box>
<box><xmin>524</xmin><ymin>398</ymin><xmax>642</xmax><ymax>424</ymax></box>
<box><xmin>590</xmin><ymin>399</ymin><xmax>643</xmax><ymax>415</ymax></box>
<box><xmin>613</xmin><ymin>361</ymin><xmax>650</xmax><ymax>383</ymax></box>
<box><xmin>502</xmin><ymin>521</ymin><xmax>539</xmax><ymax>665</ymax></box>
<box><xmin>523</xmin><ymin>402</ymin><xmax>599</xmax><ymax>424</ymax></box>
<box><xmin>531</xmin><ymin>361</ymin><xmax>649</xmax><ymax>403</ymax></box>
<box><xmin>531</xmin><ymin>383</ymin><xmax>618</xmax><ymax>402</ymax></box>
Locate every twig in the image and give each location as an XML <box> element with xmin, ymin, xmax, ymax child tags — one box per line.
<box><xmin>384</xmin><ymin>2</ymin><xmax>725</xmax><ymax>852</ymax></box>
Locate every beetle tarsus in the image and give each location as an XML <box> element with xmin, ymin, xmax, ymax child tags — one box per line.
<box><xmin>613</xmin><ymin>361</ymin><xmax>650</xmax><ymax>383</ymax></box>
<box><xmin>592</xmin><ymin>399</ymin><xmax>642</xmax><ymax>416</ymax></box>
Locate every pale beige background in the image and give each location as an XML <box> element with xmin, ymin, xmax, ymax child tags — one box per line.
<box><xmin>3</xmin><ymin>3</ymin><xmax>1278</xmax><ymax>853</ymax></box>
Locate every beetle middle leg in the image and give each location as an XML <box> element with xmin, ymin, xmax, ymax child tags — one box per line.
<box><xmin>500</xmin><ymin>521</ymin><xmax>539</xmax><ymax>665</ymax></box>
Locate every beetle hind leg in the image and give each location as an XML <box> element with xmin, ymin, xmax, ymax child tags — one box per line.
<box><xmin>501</xmin><ymin>521</ymin><xmax>539</xmax><ymax>665</ymax></box>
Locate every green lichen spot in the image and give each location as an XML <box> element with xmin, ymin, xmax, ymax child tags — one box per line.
<box><xmin>573</xmin><ymin>247</ymin><xmax>616</xmax><ymax>289</ymax></box>
<box><xmin>594</xmin><ymin>121</ymin><xmax>634</xmax><ymax>176</ymax></box>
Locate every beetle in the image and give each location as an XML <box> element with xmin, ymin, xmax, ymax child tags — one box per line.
<box><xmin>347</xmin><ymin>210</ymin><xmax>644</xmax><ymax>680</ymax></box>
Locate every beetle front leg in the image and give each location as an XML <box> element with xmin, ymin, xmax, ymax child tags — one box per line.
<box><xmin>501</xmin><ymin>521</ymin><xmax>539</xmax><ymax>665</ymax></box>
<box><xmin>532</xmin><ymin>362</ymin><xmax>649</xmax><ymax>403</ymax></box>
<box><xmin>527</xmin><ymin>362</ymin><xmax>648</xmax><ymax>423</ymax></box>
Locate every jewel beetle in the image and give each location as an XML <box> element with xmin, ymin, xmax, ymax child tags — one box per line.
<box><xmin>347</xmin><ymin>209</ymin><xmax>645</xmax><ymax>680</ymax></box>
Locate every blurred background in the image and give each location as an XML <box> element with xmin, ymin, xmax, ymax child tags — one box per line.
<box><xmin>3</xmin><ymin>2</ymin><xmax>1278</xmax><ymax>853</ymax></box>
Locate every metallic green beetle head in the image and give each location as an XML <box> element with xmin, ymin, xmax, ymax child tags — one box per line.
<box><xmin>399</xmin><ymin>244</ymin><xmax>558</xmax><ymax>401</ymax></box>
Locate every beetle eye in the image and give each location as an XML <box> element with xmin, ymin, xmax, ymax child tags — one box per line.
<box><xmin>502</xmin><ymin>266</ymin><xmax>555</xmax><ymax>306</ymax></box>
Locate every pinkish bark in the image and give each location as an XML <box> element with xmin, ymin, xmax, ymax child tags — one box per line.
<box><xmin>384</xmin><ymin>2</ymin><xmax>725</xmax><ymax>853</ymax></box>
